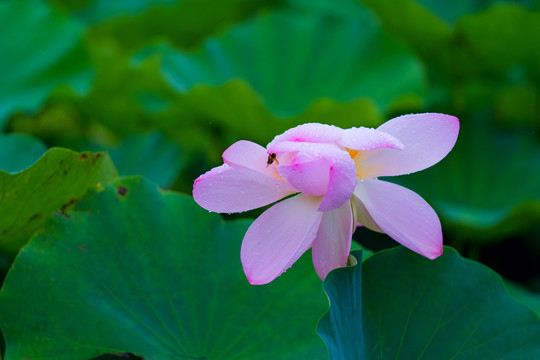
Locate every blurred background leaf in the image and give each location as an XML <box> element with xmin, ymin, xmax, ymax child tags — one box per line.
<box><xmin>57</xmin><ymin>0</ymin><xmax>277</xmax><ymax>51</ymax></box>
<box><xmin>0</xmin><ymin>134</ymin><xmax>47</xmax><ymax>173</ymax></box>
<box><xmin>0</xmin><ymin>0</ymin><xmax>93</xmax><ymax>129</ymax></box>
<box><xmin>135</xmin><ymin>5</ymin><xmax>425</xmax><ymax>118</ymax></box>
<box><xmin>391</xmin><ymin>113</ymin><xmax>540</xmax><ymax>242</ymax></box>
<box><xmin>415</xmin><ymin>0</ymin><xmax>539</xmax><ymax>24</ymax></box>
<box><xmin>107</xmin><ymin>131</ymin><xmax>185</xmax><ymax>188</ymax></box>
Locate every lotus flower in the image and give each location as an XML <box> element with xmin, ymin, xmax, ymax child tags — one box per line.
<box><xmin>193</xmin><ymin>113</ymin><xmax>459</xmax><ymax>284</ymax></box>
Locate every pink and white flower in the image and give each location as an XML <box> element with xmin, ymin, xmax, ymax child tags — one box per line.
<box><xmin>193</xmin><ymin>113</ymin><xmax>459</xmax><ymax>284</ymax></box>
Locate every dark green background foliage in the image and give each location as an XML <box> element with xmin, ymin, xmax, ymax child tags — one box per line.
<box><xmin>0</xmin><ymin>0</ymin><xmax>539</xmax><ymax>358</ymax></box>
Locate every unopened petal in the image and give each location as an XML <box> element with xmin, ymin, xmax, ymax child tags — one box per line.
<box><xmin>267</xmin><ymin>139</ymin><xmax>341</xmax><ymax>156</ymax></box>
<box><xmin>270</xmin><ymin>142</ymin><xmax>358</xmax><ymax>211</ymax></box>
<box><xmin>339</xmin><ymin>127</ymin><xmax>404</xmax><ymax>151</ymax></box>
<box><xmin>318</xmin><ymin>148</ymin><xmax>357</xmax><ymax>212</ymax></box>
<box><xmin>267</xmin><ymin>123</ymin><xmax>343</xmax><ymax>150</ymax></box>
<box><xmin>354</xmin><ymin>179</ymin><xmax>443</xmax><ymax>259</ymax></box>
<box><xmin>312</xmin><ymin>200</ymin><xmax>353</xmax><ymax>281</ymax></box>
<box><xmin>193</xmin><ymin>164</ymin><xmax>295</xmax><ymax>213</ymax></box>
<box><xmin>360</xmin><ymin>113</ymin><xmax>459</xmax><ymax>178</ymax></box>
<box><xmin>241</xmin><ymin>194</ymin><xmax>323</xmax><ymax>285</ymax></box>
<box><xmin>278</xmin><ymin>157</ymin><xmax>330</xmax><ymax>196</ymax></box>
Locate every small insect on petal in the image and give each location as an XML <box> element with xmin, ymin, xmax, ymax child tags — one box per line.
<box><xmin>266</xmin><ymin>153</ymin><xmax>279</xmax><ymax>168</ymax></box>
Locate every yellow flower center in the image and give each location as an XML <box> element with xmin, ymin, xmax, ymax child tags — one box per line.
<box><xmin>346</xmin><ymin>148</ymin><xmax>362</xmax><ymax>178</ymax></box>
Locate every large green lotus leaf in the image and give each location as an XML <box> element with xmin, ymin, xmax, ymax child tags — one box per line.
<box><xmin>0</xmin><ymin>148</ymin><xmax>118</xmax><ymax>246</ymax></box>
<box><xmin>318</xmin><ymin>251</ymin><xmax>366</xmax><ymax>360</ymax></box>
<box><xmin>391</xmin><ymin>118</ymin><xmax>540</xmax><ymax>242</ymax></box>
<box><xmin>0</xmin><ymin>0</ymin><xmax>93</xmax><ymax>128</ymax></box>
<box><xmin>318</xmin><ymin>248</ymin><xmax>540</xmax><ymax>359</ymax></box>
<box><xmin>506</xmin><ymin>281</ymin><xmax>540</xmax><ymax>318</ymax></box>
<box><xmin>0</xmin><ymin>177</ymin><xmax>328</xmax><ymax>359</ymax></box>
<box><xmin>108</xmin><ymin>132</ymin><xmax>185</xmax><ymax>188</ymax></box>
<box><xmin>140</xmin><ymin>5</ymin><xmax>426</xmax><ymax>118</ymax></box>
<box><xmin>0</xmin><ymin>133</ymin><xmax>47</xmax><ymax>174</ymax></box>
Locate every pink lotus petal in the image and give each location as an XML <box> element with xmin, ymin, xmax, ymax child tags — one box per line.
<box><xmin>312</xmin><ymin>199</ymin><xmax>353</xmax><ymax>280</ymax></box>
<box><xmin>267</xmin><ymin>140</ymin><xmax>340</xmax><ymax>156</ymax></box>
<box><xmin>338</xmin><ymin>127</ymin><xmax>404</xmax><ymax>151</ymax></box>
<box><xmin>278</xmin><ymin>157</ymin><xmax>330</xmax><ymax>196</ymax></box>
<box><xmin>360</xmin><ymin>113</ymin><xmax>459</xmax><ymax>178</ymax></box>
<box><xmin>353</xmin><ymin>179</ymin><xmax>443</xmax><ymax>259</ymax></box>
<box><xmin>241</xmin><ymin>194</ymin><xmax>323</xmax><ymax>285</ymax></box>
<box><xmin>318</xmin><ymin>148</ymin><xmax>357</xmax><ymax>212</ymax></box>
<box><xmin>193</xmin><ymin>164</ymin><xmax>295</xmax><ymax>213</ymax></box>
<box><xmin>223</xmin><ymin>140</ymin><xmax>281</xmax><ymax>179</ymax></box>
<box><xmin>267</xmin><ymin>123</ymin><xmax>343</xmax><ymax>149</ymax></box>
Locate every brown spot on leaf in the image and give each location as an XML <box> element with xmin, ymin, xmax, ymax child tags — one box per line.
<box><xmin>60</xmin><ymin>198</ymin><xmax>77</xmax><ymax>212</ymax></box>
<box><xmin>77</xmin><ymin>244</ymin><xmax>88</xmax><ymax>251</ymax></box>
<box><xmin>105</xmin><ymin>353</ymin><xmax>144</xmax><ymax>359</ymax></box>
<box><xmin>57</xmin><ymin>199</ymin><xmax>77</xmax><ymax>218</ymax></box>
<box><xmin>90</xmin><ymin>153</ymin><xmax>102</xmax><ymax>165</ymax></box>
<box><xmin>29</xmin><ymin>214</ymin><xmax>41</xmax><ymax>221</ymax></box>
<box><xmin>56</xmin><ymin>210</ymin><xmax>70</xmax><ymax>218</ymax></box>
<box><xmin>118</xmin><ymin>186</ymin><xmax>128</xmax><ymax>196</ymax></box>
<box><xmin>80</xmin><ymin>153</ymin><xmax>88</xmax><ymax>159</ymax></box>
